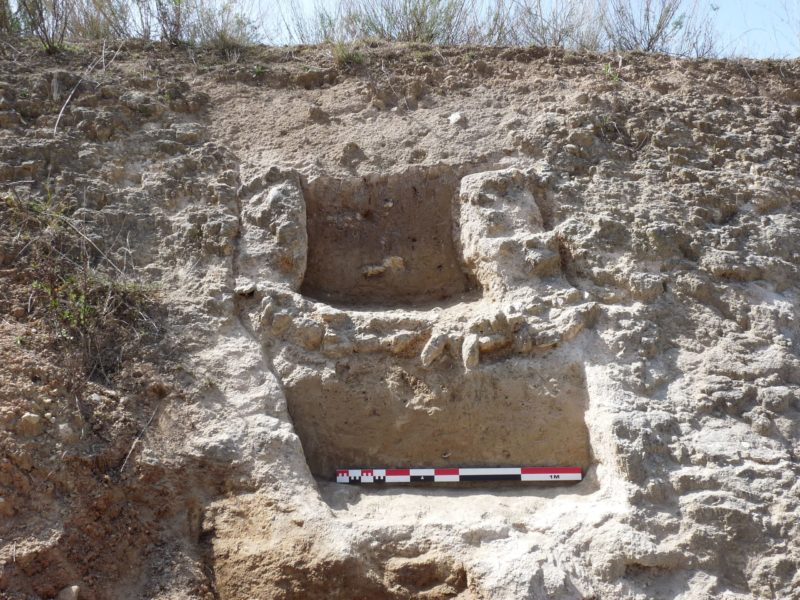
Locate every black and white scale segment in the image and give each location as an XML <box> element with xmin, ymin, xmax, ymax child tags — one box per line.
<box><xmin>335</xmin><ymin>467</ymin><xmax>582</xmax><ymax>483</ymax></box>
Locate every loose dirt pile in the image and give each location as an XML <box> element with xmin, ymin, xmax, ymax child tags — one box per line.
<box><xmin>1</xmin><ymin>41</ymin><xmax>799</xmax><ymax>599</ymax></box>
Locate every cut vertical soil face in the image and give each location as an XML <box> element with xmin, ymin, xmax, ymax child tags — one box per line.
<box><xmin>285</xmin><ymin>352</ymin><xmax>592</xmax><ymax>479</ymax></box>
<box><xmin>300</xmin><ymin>168</ymin><xmax>477</xmax><ymax>306</ymax></box>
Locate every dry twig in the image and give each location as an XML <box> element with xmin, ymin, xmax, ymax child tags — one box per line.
<box><xmin>119</xmin><ymin>401</ymin><xmax>162</xmax><ymax>473</ymax></box>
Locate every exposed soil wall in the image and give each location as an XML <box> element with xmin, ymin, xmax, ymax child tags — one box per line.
<box><xmin>1</xmin><ymin>40</ymin><xmax>799</xmax><ymax>600</ymax></box>
<box><xmin>301</xmin><ymin>168</ymin><xmax>475</xmax><ymax>306</ymax></box>
<box><xmin>286</xmin><ymin>354</ymin><xmax>591</xmax><ymax>477</ymax></box>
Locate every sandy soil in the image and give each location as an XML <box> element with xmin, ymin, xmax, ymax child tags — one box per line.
<box><xmin>1</xmin><ymin>39</ymin><xmax>799</xmax><ymax>599</ymax></box>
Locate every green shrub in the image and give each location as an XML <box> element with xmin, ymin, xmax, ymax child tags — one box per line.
<box><xmin>2</xmin><ymin>188</ymin><xmax>160</xmax><ymax>382</ymax></box>
<box><xmin>18</xmin><ymin>0</ymin><xmax>71</xmax><ymax>53</ymax></box>
<box><xmin>340</xmin><ymin>0</ymin><xmax>482</xmax><ymax>44</ymax></box>
<box><xmin>276</xmin><ymin>0</ymin><xmax>492</xmax><ymax>45</ymax></box>
<box><xmin>0</xmin><ymin>0</ymin><xmax>22</xmax><ymax>36</ymax></box>
<box><xmin>153</xmin><ymin>0</ymin><xmax>184</xmax><ymax>44</ymax></box>
<box><xmin>188</xmin><ymin>0</ymin><xmax>258</xmax><ymax>52</ymax></box>
<box><xmin>67</xmin><ymin>0</ymin><xmax>133</xmax><ymax>40</ymax></box>
<box><xmin>602</xmin><ymin>0</ymin><xmax>716</xmax><ymax>58</ymax></box>
<box><xmin>331</xmin><ymin>40</ymin><xmax>364</xmax><ymax>66</ymax></box>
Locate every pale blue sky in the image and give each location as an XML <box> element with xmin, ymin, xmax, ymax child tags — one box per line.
<box><xmin>715</xmin><ymin>0</ymin><xmax>799</xmax><ymax>57</ymax></box>
<box><xmin>283</xmin><ymin>0</ymin><xmax>800</xmax><ymax>57</ymax></box>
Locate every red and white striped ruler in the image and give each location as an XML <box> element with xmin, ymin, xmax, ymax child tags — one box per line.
<box><xmin>336</xmin><ymin>467</ymin><xmax>582</xmax><ymax>484</ymax></box>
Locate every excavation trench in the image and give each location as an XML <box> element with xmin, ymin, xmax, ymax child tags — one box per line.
<box><xmin>300</xmin><ymin>168</ymin><xmax>478</xmax><ymax>306</ymax></box>
<box><xmin>277</xmin><ymin>166</ymin><xmax>592</xmax><ymax>484</ymax></box>
<box><xmin>285</xmin><ymin>353</ymin><xmax>593</xmax><ymax>478</ymax></box>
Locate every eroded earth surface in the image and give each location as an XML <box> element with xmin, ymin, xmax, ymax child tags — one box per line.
<box><xmin>1</xmin><ymin>41</ymin><xmax>799</xmax><ymax>599</ymax></box>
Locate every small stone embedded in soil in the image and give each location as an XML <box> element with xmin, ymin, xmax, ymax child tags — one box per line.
<box><xmin>420</xmin><ymin>333</ymin><xmax>448</xmax><ymax>367</ymax></box>
<box><xmin>17</xmin><ymin>412</ymin><xmax>44</xmax><ymax>437</ymax></box>
<box><xmin>462</xmin><ymin>333</ymin><xmax>480</xmax><ymax>369</ymax></box>
<box><xmin>57</xmin><ymin>585</ymin><xmax>80</xmax><ymax>600</ymax></box>
<box><xmin>478</xmin><ymin>333</ymin><xmax>508</xmax><ymax>352</ymax></box>
<box><xmin>340</xmin><ymin>141</ymin><xmax>366</xmax><ymax>166</ymax></box>
<box><xmin>448</xmin><ymin>112</ymin><xmax>467</xmax><ymax>127</ymax></box>
<box><xmin>308</xmin><ymin>106</ymin><xmax>330</xmax><ymax>123</ymax></box>
<box><xmin>234</xmin><ymin>281</ymin><xmax>257</xmax><ymax>296</ymax></box>
<box><xmin>363</xmin><ymin>255</ymin><xmax>406</xmax><ymax>277</ymax></box>
<box><xmin>0</xmin><ymin>496</ymin><xmax>13</xmax><ymax>516</ymax></box>
<box><xmin>58</xmin><ymin>423</ymin><xmax>80</xmax><ymax>443</ymax></box>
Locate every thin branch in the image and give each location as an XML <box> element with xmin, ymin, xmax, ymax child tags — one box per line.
<box><xmin>53</xmin><ymin>54</ymin><xmax>103</xmax><ymax>136</ymax></box>
<box><xmin>55</xmin><ymin>213</ymin><xmax>127</xmax><ymax>277</ymax></box>
<box><xmin>0</xmin><ymin>180</ymin><xmax>35</xmax><ymax>187</ymax></box>
<box><xmin>53</xmin><ymin>38</ymin><xmax>123</xmax><ymax>136</ymax></box>
<box><xmin>119</xmin><ymin>401</ymin><xmax>162</xmax><ymax>473</ymax></box>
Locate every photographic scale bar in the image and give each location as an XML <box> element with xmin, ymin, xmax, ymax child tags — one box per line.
<box><xmin>335</xmin><ymin>467</ymin><xmax>582</xmax><ymax>484</ymax></box>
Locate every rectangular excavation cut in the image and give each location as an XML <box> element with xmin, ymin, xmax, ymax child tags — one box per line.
<box><xmin>300</xmin><ymin>169</ymin><xmax>476</xmax><ymax>305</ymax></box>
<box><xmin>285</xmin><ymin>354</ymin><xmax>592</xmax><ymax>479</ymax></box>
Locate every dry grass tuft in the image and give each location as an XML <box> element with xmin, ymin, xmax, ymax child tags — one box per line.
<box><xmin>1</xmin><ymin>187</ymin><xmax>161</xmax><ymax>384</ymax></box>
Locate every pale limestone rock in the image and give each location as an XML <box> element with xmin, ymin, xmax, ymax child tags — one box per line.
<box><xmin>462</xmin><ymin>333</ymin><xmax>480</xmax><ymax>369</ymax></box>
<box><xmin>458</xmin><ymin>169</ymin><xmax>546</xmax><ymax>294</ymax></box>
<box><xmin>321</xmin><ymin>332</ymin><xmax>353</xmax><ymax>357</ymax></box>
<box><xmin>478</xmin><ymin>333</ymin><xmax>508</xmax><ymax>352</ymax></box>
<box><xmin>57</xmin><ymin>423</ymin><xmax>80</xmax><ymax>443</ymax></box>
<box><xmin>17</xmin><ymin>412</ymin><xmax>44</xmax><ymax>437</ymax></box>
<box><xmin>420</xmin><ymin>333</ymin><xmax>448</xmax><ymax>367</ymax></box>
<box><xmin>239</xmin><ymin>170</ymin><xmax>307</xmax><ymax>290</ymax></box>
<box><xmin>448</xmin><ymin>112</ymin><xmax>466</xmax><ymax>126</ymax></box>
<box><xmin>56</xmin><ymin>585</ymin><xmax>80</xmax><ymax>600</ymax></box>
